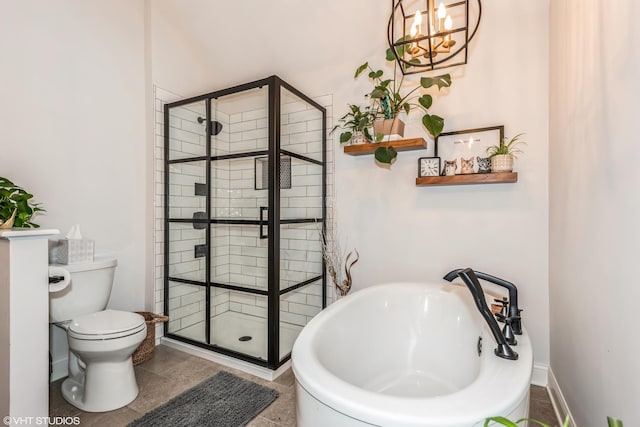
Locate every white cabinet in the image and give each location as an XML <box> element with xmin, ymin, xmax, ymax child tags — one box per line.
<box><xmin>0</xmin><ymin>229</ymin><xmax>59</xmax><ymax>424</ymax></box>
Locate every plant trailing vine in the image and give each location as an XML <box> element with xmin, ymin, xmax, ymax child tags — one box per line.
<box><xmin>353</xmin><ymin>48</ymin><xmax>452</xmax><ymax>165</ymax></box>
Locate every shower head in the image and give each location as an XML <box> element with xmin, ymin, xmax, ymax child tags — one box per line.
<box><xmin>197</xmin><ymin>117</ymin><xmax>223</xmax><ymax>136</ymax></box>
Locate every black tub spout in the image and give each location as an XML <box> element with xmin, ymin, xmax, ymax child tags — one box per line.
<box><xmin>444</xmin><ymin>268</ymin><xmax>518</xmax><ymax>361</ymax></box>
<box><xmin>444</xmin><ymin>268</ymin><xmax>522</xmax><ymax>335</ymax></box>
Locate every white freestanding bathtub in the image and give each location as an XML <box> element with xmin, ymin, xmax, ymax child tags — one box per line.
<box><xmin>292</xmin><ymin>282</ymin><xmax>533</xmax><ymax>427</ymax></box>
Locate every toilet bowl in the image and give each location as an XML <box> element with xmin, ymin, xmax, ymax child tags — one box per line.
<box><xmin>49</xmin><ymin>257</ymin><xmax>146</xmax><ymax>412</ymax></box>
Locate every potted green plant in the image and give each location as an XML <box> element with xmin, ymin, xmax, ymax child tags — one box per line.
<box><xmin>485</xmin><ymin>414</ymin><xmax>622</xmax><ymax>427</ymax></box>
<box><xmin>485</xmin><ymin>133</ymin><xmax>526</xmax><ymax>173</ymax></box>
<box><xmin>0</xmin><ymin>177</ymin><xmax>45</xmax><ymax>228</ymax></box>
<box><xmin>353</xmin><ymin>51</ymin><xmax>452</xmax><ymax>164</ymax></box>
<box><xmin>331</xmin><ymin>104</ymin><xmax>376</xmax><ymax>145</ymax></box>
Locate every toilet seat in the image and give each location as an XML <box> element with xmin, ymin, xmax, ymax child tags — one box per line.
<box><xmin>68</xmin><ymin>309</ymin><xmax>145</xmax><ymax>340</ymax></box>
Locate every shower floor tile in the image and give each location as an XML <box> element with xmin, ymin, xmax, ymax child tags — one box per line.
<box><xmin>49</xmin><ymin>344</ymin><xmax>558</xmax><ymax>427</ymax></box>
<box><xmin>174</xmin><ymin>311</ymin><xmax>302</xmax><ymax>360</ymax></box>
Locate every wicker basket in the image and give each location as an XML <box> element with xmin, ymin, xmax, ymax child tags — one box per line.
<box><xmin>132</xmin><ymin>312</ymin><xmax>169</xmax><ymax>366</ymax></box>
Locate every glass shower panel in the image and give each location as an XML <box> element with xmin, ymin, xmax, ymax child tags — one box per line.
<box><xmin>167</xmin><ymin>280</ymin><xmax>206</xmax><ymax>343</ymax></box>
<box><xmin>210</xmin><ymin>224</ymin><xmax>268</xmax><ymax>291</ymax></box>
<box><xmin>210</xmin><ymin>86</ymin><xmax>269</xmax><ymax>157</ymax></box>
<box><xmin>281</xmin><ymin>159</ymin><xmax>323</xmax><ymax>221</ymax></box>
<box><xmin>280</xmin><ymin>223</ymin><xmax>323</xmax><ymax>290</ymax></box>
<box><xmin>167</xmin><ymin>160</ymin><xmax>207</xmax><ymax>219</ymax></box>
<box><xmin>279</xmin><ymin>281</ymin><xmax>323</xmax><ymax>361</ymax></box>
<box><xmin>168</xmin><ymin>222</ymin><xmax>206</xmax><ymax>282</ymax></box>
<box><xmin>280</xmin><ymin>87</ymin><xmax>324</xmax><ymax>162</ymax></box>
<box><xmin>210</xmin><ymin>292</ymin><xmax>268</xmax><ymax>360</ymax></box>
<box><xmin>211</xmin><ymin>157</ymin><xmax>267</xmax><ymax>221</ymax></box>
<box><xmin>167</xmin><ymin>100</ymin><xmax>207</xmax><ymax>161</ymax></box>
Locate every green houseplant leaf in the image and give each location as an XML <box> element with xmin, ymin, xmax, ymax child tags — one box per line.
<box><xmin>0</xmin><ymin>177</ymin><xmax>45</xmax><ymax>228</ymax></box>
<box><xmin>418</xmin><ymin>94</ymin><xmax>433</xmax><ymax>110</ymax></box>
<box><xmin>422</xmin><ymin>114</ymin><xmax>445</xmax><ymax>138</ymax></box>
<box><xmin>339</xmin><ymin>132</ymin><xmax>352</xmax><ymax>143</ymax></box>
<box><xmin>421</xmin><ymin>74</ymin><xmax>452</xmax><ymax>90</ymax></box>
<box><xmin>484</xmin><ymin>417</ymin><xmax>520</xmax><ymax>427</ymax></box>
<box><xmin>355</xmin><ymin>62</ymin><xmax>369</xmax><ymax>79</ymax></box>
<box><xmin>485</xmin><ymin>415</ymin><xmax>574</xmax><ymax>427</ymax></box>
<box><xmin>374</xmin><ymin>146</ymin><xmax>397</xmax><ymax>164</ymax></box>
<box><xmin>607</xmin><ymin>417</ymin><xmax>623</xmax><ymax>427</ymax></box>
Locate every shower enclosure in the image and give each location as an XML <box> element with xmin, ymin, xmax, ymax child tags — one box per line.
<box><xmin>164</xmin><ymin>76</ymin><xmax>326</xmax><ymax>370</ymax></box>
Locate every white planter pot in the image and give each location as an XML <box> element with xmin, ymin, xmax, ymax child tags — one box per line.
<box><xmin>491</xmin><ymin>154</ymin><xmax>514</xmax><ymax>172</ymax></box>
<box><xmin>349</xmin><ymin>130</ymin><xmax>368</xmax><ymax>145</ymax></box>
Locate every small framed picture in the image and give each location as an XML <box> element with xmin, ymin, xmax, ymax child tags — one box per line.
<box><xmin>435</xmin><ymin>126</ymin><xmax>504</xmax><ymax>174</ymax></box>
<box><xmin>418</xmin><ymin>157</ymin><xmax>441</xmax><ymax>177</ymax></box>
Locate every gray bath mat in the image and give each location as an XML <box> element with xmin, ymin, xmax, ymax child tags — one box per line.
<box><xmin>128</xmin><ymin>371</ymin><xmax>279</xmax><ymax>427</ymax></box>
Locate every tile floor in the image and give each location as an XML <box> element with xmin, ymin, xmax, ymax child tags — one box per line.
<box><xmin>50</xmin><ymin>345</ymin><xmax>558</xmax><ymax>427</ymax></box>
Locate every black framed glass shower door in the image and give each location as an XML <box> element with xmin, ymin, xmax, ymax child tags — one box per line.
<box><xmin>163</xmin><ymin>76</ymin><xmax>326</xmax><ymax>370</ymax></box>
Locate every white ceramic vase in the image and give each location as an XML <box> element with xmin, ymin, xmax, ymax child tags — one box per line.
<box><xmin>349</xmin><ymin>130</ymin><xmax>368</xmax><ymax>145</ymax></box>
<box><xmin>491</xmin><ymin>154</ymin><xmax>514</xmax><ymax>172</ymax></box>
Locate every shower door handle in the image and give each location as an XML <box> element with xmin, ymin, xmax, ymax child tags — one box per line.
<box><xmin>259</xmin><ymin>206</ymin><xmax>268</xmax><ymax>239</ymax></box>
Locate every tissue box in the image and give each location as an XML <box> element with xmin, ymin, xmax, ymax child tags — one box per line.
<box><xmin>50</xmin><ymin>239</ymin><xmax>95</xmax><ymax>264</ymax></box>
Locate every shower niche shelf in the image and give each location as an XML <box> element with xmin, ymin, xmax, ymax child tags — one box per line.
<box><xmin>343</xmin><ymin>137</ymin><xmax>427</xmax><ymax>156</ymax></box>
<box><xmin>415</xmin><ymin>172</ymin><xmax>518</xmax><ymax>186</ymax></box>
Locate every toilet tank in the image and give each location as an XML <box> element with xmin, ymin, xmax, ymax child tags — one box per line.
<box><xmin>49</xmin><ymin>257</ymin><xmax>118</xmax><ymax>323</ymax></box>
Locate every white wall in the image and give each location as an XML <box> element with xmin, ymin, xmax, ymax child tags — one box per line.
<box><xmin>0</xmin><ymin>0</ymin><xmax>148</xmax><ymax>311</ymax></box>
<box><xmin>151</xmin><ymin>0</ymin><xmax>551</xmax><ymax>367</ymax></box>
<box><xmin>549</xmin><ymin>1</ymin><xmax>640</xmax><ymax>424</ymax></box>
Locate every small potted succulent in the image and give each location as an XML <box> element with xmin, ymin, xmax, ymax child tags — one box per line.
<box><xmin>331</xmin><ymin>104</ymin><xmax>375</xmax><ymax>145</ymax></box>
<box><xmin>486</xmin><ymin>133</ymin><xmax>526</xmax><ymax>173</ymax></box>
<box><xmin>0</xmin><ymin>177</ymin><xmax>45</xmax><ymax>228</ymax></box>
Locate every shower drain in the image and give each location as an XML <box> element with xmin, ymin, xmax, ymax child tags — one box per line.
<box><xmin>238</xmin><ymin>335</ymin><xmax>252</xmax><ymax>342</ymax></box>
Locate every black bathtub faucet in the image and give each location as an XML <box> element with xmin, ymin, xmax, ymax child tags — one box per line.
<box><xmin>443</xmin><ymin>269</ymin><xmax>522</xmax><ymax>335</ymax></box>
<box><xmin>443</xmin><ymin>268</ymin><xmax>518</xmax><ymax>361</ymax></box>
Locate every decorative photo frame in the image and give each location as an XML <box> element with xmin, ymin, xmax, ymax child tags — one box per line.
<box><xmin>418</xmin><ymin>157</ymin><xmax>440</xmax><ymax>177</ymax></box>
<box><xmin>435</xmin><ymin>126</ymin><xmax>504</xmax><ymax>174</ymax></box>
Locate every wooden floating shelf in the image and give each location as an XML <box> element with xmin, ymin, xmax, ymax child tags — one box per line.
<box><xmin>416</xmin><ymin>172</ymin><xmax>518</xmax><ymax>187</ymax></box>
<box><xmin>343</xmin><ymin>138</ymin><xmax>427</xmax><ymax>156</ymax></box>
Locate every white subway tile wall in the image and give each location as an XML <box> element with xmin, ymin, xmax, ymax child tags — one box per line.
<box><xmin>154</xmin><ymin>85</ymin><xmax>334</xmax><ymax>348</ymax></box>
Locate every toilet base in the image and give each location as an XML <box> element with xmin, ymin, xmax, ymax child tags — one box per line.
<box><xmin>61</xmin><ymin>359</ymin><xmax>140</xmax><ymax>412</ymax></box>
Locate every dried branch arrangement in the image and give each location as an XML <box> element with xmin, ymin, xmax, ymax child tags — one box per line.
<box><xmin>317</xmin><ymin>221</ymin><xmax>359</xmax><ymax>297</ymax></box>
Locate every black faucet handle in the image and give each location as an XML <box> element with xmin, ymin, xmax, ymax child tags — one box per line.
<box><xmin>496</xmin><ymin>313</ymin><xmax>521</xmax><ymax>322</ymax></box>
<box><xmin>493</xmin><ymin>298</ymin><xmax>509</xmax><ymax>322</ymax></box>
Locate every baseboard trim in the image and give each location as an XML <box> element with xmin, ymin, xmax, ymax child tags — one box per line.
<box><xmin>548</xmin><ymin>367</ymin><xmax>576</xmax><ymax>426</ymax></box>
<box><xmin>531</xmin><ymin>363</ymin><xmax>548</xmax><ymax>386</ymax></box>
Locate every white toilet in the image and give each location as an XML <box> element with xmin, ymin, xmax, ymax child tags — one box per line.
<box><xmin>49</xmin><ymin>257</ymin><xmax>146</xmax><ymax>412</ymax></box>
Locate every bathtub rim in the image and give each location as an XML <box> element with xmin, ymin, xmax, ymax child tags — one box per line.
<box><xmin>291</xmin><ymin>281</ymin><xmax>534</xmax><ymax>427</ymax></box>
